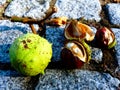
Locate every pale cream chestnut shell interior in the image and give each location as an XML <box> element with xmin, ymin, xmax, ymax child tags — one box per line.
<box><xmin>64</xmin><ymin>20</ymin><xmax>95</xmax><ymax>41</ymax></box>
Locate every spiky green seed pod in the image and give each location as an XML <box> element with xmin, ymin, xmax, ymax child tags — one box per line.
<box><xmin>9</xmin><ymin>33</ymin><xmax>52</xmax><ymax>76</ymax></box>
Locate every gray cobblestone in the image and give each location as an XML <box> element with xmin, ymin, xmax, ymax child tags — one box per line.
<box><xmin>36</xmin><ymin>70</ymin><xmax>120</xmax><ymax>90</ymax></box>
<box><xmin>4</xmin><ymin>0</ymin><xmax>51</xmax><ymax>19</ymax></box>
<box><xmin>52</xmin><ymin>0</ymin><xmax>102</xmax><ymax>21</ymax></box>
<box><xmin>106</xmin><ymin>4</ymin><xmax>120</xmax><ymax>25</ymax></box>
<box><xmin>0</xmin><ymin>76</ymin><xmax>31</xmax><ymax>90</ymax></box>
<box><xmin>112</xmin><ymin>28</ymin><xmax>120</xmax><ymax>66</ymax></box>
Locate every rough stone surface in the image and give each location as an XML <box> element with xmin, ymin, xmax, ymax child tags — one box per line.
<box><xmin>111</xmin><ymin>28</ymin><xmax>120</xmax><ymax>77</ymax></box>
<box><xmin>52</xmin><ymin>0</ymin><xmax>102</xmax><ymax>21</ymax></box>
<box><xmin>0</xmin><ymin>0</ymin><xmax>6</xmax><ymax>5</ymax></box>
<box><xmin>4</xmin><ymin>0</ymin><xmax>102</xmax><ymax>21</ymax></box>
<box><xmin>46</xmin><ymin>26</ymin><xmax>65</xmax><ymax>61</ymax></box>
<box><xmin>0</xmin><ymin>70</ymin><xmax>21</xmax><ymax>76</ymax></box>
<box><xmin>0</xmin><ymin>20</ymin><xmax>31</xmax><ymax>63</ymax></box>
<box><xmin>4</xmin><ymin>0</ymin><xmax>51</xmax><ymax>19</ymax></box>
<box><xmin>0</xmin><ymin>76</ymin><xmax>31</xmax><ymax>90</ymax></box>
<box><xmin>36</xmin><ymin>69</ymin><xmax>120</xmax><ymax>90</ymax></box>
<box><xmin>112</xmin><ymin>28</ymin><xmax>120</xmax><ymax>66</ymax></box>
<box><xmin>91</xmin><ymin>47</ymin><xmax>103</xmax><ymax>63</ymax></box>
<box><xmin>106</xmin><ymin>4</ymin><xmax>120</xmax><ymax>25</ymax></box>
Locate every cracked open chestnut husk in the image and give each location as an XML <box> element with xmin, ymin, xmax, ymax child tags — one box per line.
<box><xmin>64</xmin><ymin>20</ymin><xmax>95</xmax><ymax>41</ymax></box>
<box><xmin>61</xmin><ymin>40</ymin><xmax>91</xmax><ymax>69</ymax></box>
<box><xmin>95</xmin><ymin>27</ymin><xmax>116</xmax><ymax>49</ymax></box>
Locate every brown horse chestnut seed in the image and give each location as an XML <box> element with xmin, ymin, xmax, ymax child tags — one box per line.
<box><xmin>61</xmin><ymin>41</ymin><xmax>91</xmax><ymax>69</ymax></box>
<box><xmin>95</xmin><ymin>27</ymin><xmax>116</xmax><ymax>49</ymax></box>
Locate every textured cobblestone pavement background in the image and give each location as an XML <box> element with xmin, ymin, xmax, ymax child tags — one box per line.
<box><xmin>0</xmin><ymin>0</ymin><xmax>120</xmax><ymax>90</ymax></box>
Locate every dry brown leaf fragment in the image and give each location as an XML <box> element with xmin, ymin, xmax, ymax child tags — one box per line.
<box><xmin>46</xmin><ymin>16</ymin><xmax>68</xmax><ymax>26</ymax></box>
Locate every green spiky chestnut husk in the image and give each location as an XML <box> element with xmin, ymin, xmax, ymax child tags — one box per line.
<box><xmin>9</xmin><ymin>33</ymin><xmax>52</xmax><ymax>76</ymax></box>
